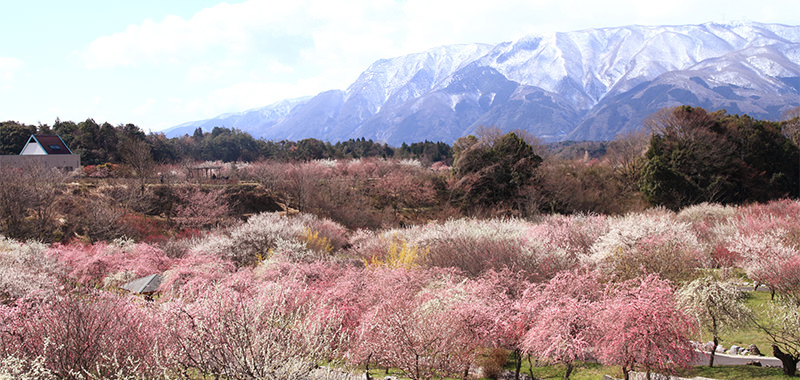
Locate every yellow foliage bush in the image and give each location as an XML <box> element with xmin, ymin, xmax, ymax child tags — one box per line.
<box><xmin>364</xmin><ymin>236</ymin><xmax>429</xmax><ymax>269</ymax></box>
<box><xmin>303</xmin><ymin>228</ymin><xmax>334</xmax><ymax>253</ymax></box>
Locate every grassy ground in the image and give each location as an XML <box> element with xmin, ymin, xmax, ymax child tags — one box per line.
<box><xmin>508</xmin><ymin>360</ymin><xmax>621</xmax><ymax>379</ymax></box>
<box><xmin>674</xmin><ymin>365</ymin><xmax>787</xmax><ymax>379</ymax></box>
<box><xmin>501</xmin><ymin>362</ymin><xmax>789</xmax><ymax>380</ymax></box>
<box><xmin>502</xmin><ymin>360</ymin><xmax>790</xmax><ymax>380</ymax></box>
<box><xmin>705</xmin><ymin>289</ymin><xmax>774</xmax><ymax>353</ymax></box>
<box><xmin>360</xmin><ymin>360</ymin><xmax>791</xmax><ymax>380</ymax></box>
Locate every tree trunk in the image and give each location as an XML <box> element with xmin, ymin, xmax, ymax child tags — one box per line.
<box><xmin>773</xmin><ymin>345</ymin><xmax>798</xmax><ymax>376</ymax></box>
<box><xmin>563</xmin><ymin>362</ymin><xmax>573</xmax><ymax>380</ymax></box>
<box><xmin>622</xmin><ymin>366</ymin><xmax>630</xmax><ymax>380</ymax></box>
<box><xmin>513</xmin><ymin>349</ymin><xmax>522</xmax><ymax>380</ymax></box>
<box><xmin>462</xmin><ymin>366</ymin><xmax>469</xmax><ymax>380</ymax></box>
<box><xmin>365</xmin><ymin>354</ymin><xmax>372</xmax><ymax>380</ymax></box>
<box><xmin>709</xmin><ymin>336</ymin><xmax>718</xmax><ymax>368</ymax></box>
<box><xmin>414</xmin><ymin>353</ymin><xmax>419</xmax><ymax>379</ymax></box>
<box><xmin>528</xmin><ymin>355</ymin><xmax>535</xmax><ymax>380</ymax></box>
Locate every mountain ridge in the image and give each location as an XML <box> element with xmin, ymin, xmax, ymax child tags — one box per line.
<box><xmin>166</xmin><ymin>22</ymin><xmax>800</xmax><ymax>144</ymax></box>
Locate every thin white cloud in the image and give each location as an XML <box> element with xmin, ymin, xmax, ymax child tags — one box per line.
<box><xmin>70</xmin><ymin>0</ymin><xmax>800</xmax><ymax>131</ymax></box>
<box><xmin>0</xmin><ymin>57</ymin><xmax>23</xmax><ymax>83</ymax></box>
<box><xmin>81</xmin><ymin>0</ymin><xmax>327</xmax><ymax>70</ymax></box>
<box><xmin>79</xmin><ymin>0</ymin><xmax>800</xmax><ymax>74</ymax></box>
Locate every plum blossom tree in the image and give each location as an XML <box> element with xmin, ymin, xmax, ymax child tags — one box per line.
<box><xmin>677</xmin><ymin>276</ymin><xmax>752</xmax><ymax>367</ymax></box>
<box><xmin>518</xmin><ymin>270</ymin><xmax>604</xmax><ymax>380</ymax></box>
<box><xmin>752</xmin><ymin>302</ymin><xmax>800</xmax><ymax>376</ymax></box>
<box><xmin>467</xmin><ymin>270</ymin><xmax>531</xmax><ymax>380</ymax></box>
<box><xmin>373</xmin><ymin>218</ymin><xmax>536</xmax><ymax>278</ymax></box>
<box><xmin>350</xmin><ymin>268</ymin><xmax>499</xmax><ymax>380</ymax></box>
<box><xmin>588</xmin><ymin>211</ymin><xmax>705</xmax><ymax>283</ymax></box>
<box><xmin>594</xmin><ymin>274</ymin><xmax>695</xmax><ymax>380</ymax></box>
<box><xmin>3</xmin><ymin>291</ymin><xmax>163</xmax><ymax>379</ymax></box>
<box><xmin>730</xmin><ymin>232</ymin><xmax>800</xmax><ymax>301</ymax></box>
<box><xmin>354</xmin><ymin>289</ymin><xmax>460</xmax><ymax>380</ymax></box>
<box><xmin>159</xmin><ymin>252</ymin><xmax>236</xmax><ymax>300</ymax></box>
<box><xmin>161</xmin><ymin>279</ymin><xmax>341</xmax><ymax>380</ymax></box>
<box><xmin>430</xmin><ymin>272</ymin><xmax>523</xmax><ymax>380</ymax></box>
<box><xmin>173</xmin><ymin>186</ymin><xmax>230</xmax><ymax>229</ymax></box>
<box><xmin>372</xmin><ymin>164</ymin><xmax>438</xmax><ymax>218</ymax></box>
<box><xmin>47</xmin><ymin>240</ymin><xmax>173</xmax><ymax>288</ymax></box>
<box><xmin>523</xmin><ymin>215</ymin><xmax>608</xmax><ymax>281</ymax></box>
<box><xmin>0</xmin><ymin>237</ymin><xmax>63</xmax><ymax>302</ymax></box>
<box><xmin>190</xmin><ymin>212</ymin><xmax>347</xmax><ymax>267</ymax></box>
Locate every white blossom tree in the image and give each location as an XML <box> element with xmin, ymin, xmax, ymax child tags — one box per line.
<box><xmin>677</xmin><ymin>276</ymin><xmax>751</xmax><ymax>367</ymax></box>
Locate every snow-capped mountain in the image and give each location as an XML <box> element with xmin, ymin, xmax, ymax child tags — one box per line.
<box><xmin>168</xmin><ymin>96</ymin><xmax>310</xmax><ymax>138</ymax></box>
<box><xmin>167</xmin><ymin>22</ymin><xmax>800</xmax><ymax>144</ymax></box>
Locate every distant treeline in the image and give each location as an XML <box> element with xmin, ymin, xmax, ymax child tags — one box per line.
<box><xmin>2</xmin><ymin>105</ymin><xmax>800</xmax><ymax>214</ymax></box>
<box><xmin>0</xmin><ymin>121</ymin><xmax>453</xmax><ymax>165</ymax></box>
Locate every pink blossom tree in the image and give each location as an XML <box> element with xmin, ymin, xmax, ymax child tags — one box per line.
<box><xmin>594</xmin><ymin>274</ymin><xmax>695</xmax><ymax>380</ymax></box>
<box><xmin>5</xmin><ymin>291</ymin><xmax>163</xmax><ymax>379</ymax></box>
<box><xmin>372</xmin><ymin>166</ymin><xmax>438</xmax><ymax>217</ymax></box>
<box><xmin>173</xmin><ymin>186</ymin><xmax>230</xmax><ymax>230</ymax></box>
<box><xmin>48</xmin><ymin>241</ymin><xmax>173</xmax><ymax>288</ymax></box>
<box><xmin>349</xmin><ymin>267</ymin><xmax>497</xmax><ymax>380</ymax></box>
<box><xmin>159</xmin><ymin>252</ymin><xmax>237</xmax><ymax>300</ymax></box>
<box><xmin>518</xmin><ymin>270</ymin><xmax>605</xmax><ymax>380</ymax></box>
<box><xmin>470</xmin><ymin>269</ymin><xmax>531</xmax><ymax>380</ymax></box>
<box><xmin>731</xmin><ymin>232</ymin><xmax>800</xmax><ymax>301</ymax></box>
<box><xmin>160</xmin><ymin>279</ymin><xmax>341</xmax><ymax>379</ymax></box>
<box><xmin>353</xmin><ymin>288</ymin><xmax>463</xmax><ymax>380</ymax></box>
<box><xmin>725</xmin><ymin>200</ymin><xmax>800</xmax><ymax>296</ymax></box>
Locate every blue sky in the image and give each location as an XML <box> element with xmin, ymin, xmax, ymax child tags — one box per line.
<box><xmin>2</xmin><ymin>0</ymin><xmax>800</xmax><ymax>132</ymax></box>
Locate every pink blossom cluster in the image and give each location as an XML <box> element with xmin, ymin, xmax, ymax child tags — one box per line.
<box><xmin>0</xmin><ymin>199</ymin><xmax>798</xmax><ymax>378</ymax></box>
<box><xmin>0</xmin><ymin>240</ymin><xmax>694</xmax><ymax>379</ymax></box>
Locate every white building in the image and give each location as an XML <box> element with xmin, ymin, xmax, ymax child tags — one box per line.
<box><xmin>0</xmin><ymin>134</ymin><xmax>81</xmax><ymax>171</ymax></box>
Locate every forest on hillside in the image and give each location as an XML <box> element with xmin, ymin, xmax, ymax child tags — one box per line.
<box><xmin>0</xmin><ymin>118</ymin><xmax>450</xmax><ymax>165</ymax></box>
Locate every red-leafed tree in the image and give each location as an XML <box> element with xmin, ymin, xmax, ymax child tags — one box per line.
<box><xmin>594</xmin><ymin>274</ymin><xmax>695</xmax><ymax>380</ymax></box>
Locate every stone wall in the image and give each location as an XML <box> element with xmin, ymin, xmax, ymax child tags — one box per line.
<box><xmin>0</xmin><ymin>155</ymin><xmax>80</xmax><ymax>172</ymax></box>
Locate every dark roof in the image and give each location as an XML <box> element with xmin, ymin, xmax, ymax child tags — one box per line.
<box><xmin>120</xmin><ymin>274</ymin><xmax>163</xmax><ymax>294</ymax></box>
<box><xmin>24</xmin><ymin>135</ymin><xmax>73</xmax><ymax>155</ymax></box>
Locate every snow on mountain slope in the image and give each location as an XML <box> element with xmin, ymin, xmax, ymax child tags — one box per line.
<box><xmin>167</xmin><ymin>96</ymin><xmax>310</xmax><ymax>137</ymax></box>
<box><xmin>346</xmin><ymin>44</ymin><xmax>493</xmax><ymax>106</ymax></box>
<box><xmin>166</xmin><ymin>22</ymin><xmax>800</xmax><ymax>144</ymax></box>
<box><xmin>480</xmin><ymin>22</ymin><xmax>800</xmax><ymax>108</ymax></box>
